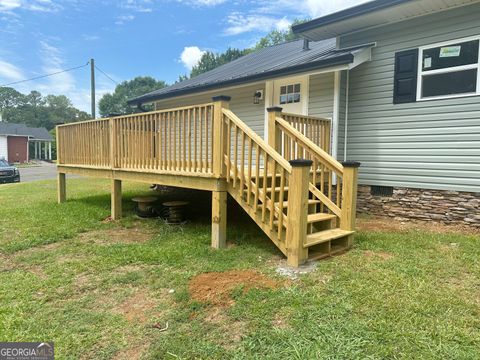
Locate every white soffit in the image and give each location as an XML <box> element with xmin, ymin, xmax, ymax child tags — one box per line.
<box><xmin>298</xmin><ymin>0</ymin><xmax>480</xmax><ymax>41</ymax></box>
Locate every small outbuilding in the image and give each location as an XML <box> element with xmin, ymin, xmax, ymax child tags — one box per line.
<box><xmin>0</xmin><ymin>122</ymin><xmax>53</xmax><ymax>163</ymax></box>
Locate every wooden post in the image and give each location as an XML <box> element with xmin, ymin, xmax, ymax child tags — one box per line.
<box><xmin>340</xmin><ymin>161</ymin><xmax>360</xmax><ymax>247</ymax></box>
<box><xmin>211</xmin><ymin>190</ymin><xmax>227</xmax><ymax>249</ymax></box>
<box><xmin>267</xmin><ymin>106</ymin><xmax>282</xmax><ymax>151</ymax></box>
<box><xmin>57</xmin><ymin>172</ymin><xmax>66</xmax><ymax>203</ymax></box>
<box><xmin>212</xmin><ymin>95</ymin><xmax>231</xmax><ymax>177</ymax></box>
<box><xmin>286</xmin><ymin>159</ymin><xmax>312</xmax><ymax>267</ymax></box>
<box><xmin>110</xmin><ymin>118</ymin><xmax>116</xmax><ymax>169</ymax></box>
<box><xmin>111</xmin><ymin>179</ymin><xmax>122</xmax><ymax>220</ymax></box>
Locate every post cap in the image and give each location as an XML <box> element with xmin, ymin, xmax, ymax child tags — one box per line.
<box><xmin>289</xmin><ymin>159</ymin><xmax>313</xmax><ymax>167</ymax></box>
<box><xmin>267</xmin><ymin>106</ymin><xmax>283</xmax><ymax>113</ymax></box>
<box><xmin>212</xmin><ymin>95</ymin><xmax>231</xmax><ymax>102</ymax></box>
<box><xmin>341</xmin><ymin>161</ymin><xmax>361</xmax><ymax>168</ymax></box>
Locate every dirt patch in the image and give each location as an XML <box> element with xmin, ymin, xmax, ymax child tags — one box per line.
<box><xmin>112</xmin><ymin>343</ymin><xmax>149</xmax><ymax>360</ymax></box>
<box><xmin>272</xmin><ymin>312</ymin><xmax>289</xmax><ymax>329</ymax></box>
<box><xmin>79</xmin><ymin>227</ymin><xmax>155</xmax><ymax>245</ymax></box>
<box><xmin>357</xmin><ymin>216</ymin><xmax>480</xmax><ymax>235</ymax></box>
<box><xmin>203</xmin><ymin>307</ymin><xmax>246</xmax><ymax>347</ymax></box>
<box><xmin>363</xmin><ymin>250</ymin><xmax>393</xmax><ymax>261</ymax></box>
<box><xmin>114</xmin><ymin>290</ymin><xmax>158</xmax><ymax>324</ymax></box>
<box><xmin>189</xmin><ymin>270</ymin><xmax>279</xmax><ymax>306</ymax></box>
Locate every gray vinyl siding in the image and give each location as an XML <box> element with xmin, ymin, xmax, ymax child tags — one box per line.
<box><xmin>308</xmin><ymin>71</ymin><xmax>347</xmax><ymax>160</ymax></box>
<box><xmin>338</xmin><ymin>3</ymin><xmax>480</xmax><ymax>192</ymax></box>
<box><xmin>155</xmin><ymin>83</ymin><xmax>266</xmax><ymax>137</ymax></box>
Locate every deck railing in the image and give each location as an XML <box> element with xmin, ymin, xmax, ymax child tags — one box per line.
<box><xmin>57</xmin><ymin>103</ymin><xmax>215</xmax><ymax>175</ymax></box>
<box><xmin>281</xmin><ymin>112</ymin><xmax>331</xmax><ymax>153</ymax></box>
<box><xmin>57</xmin><ymin>99</ymin><xmax>358</xmax><ymax>267</ymax></box>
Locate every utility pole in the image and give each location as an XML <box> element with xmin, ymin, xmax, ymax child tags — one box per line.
<box><xmin>90</xmin><ymin>58</ymin><xmax>95</xmax><ymax>119</ymax></box>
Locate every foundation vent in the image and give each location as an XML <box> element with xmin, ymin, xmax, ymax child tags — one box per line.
<box><xmin>370</xmin><ymin>185</ymin><xmax>393</xmax><ymax>197</ymax></box>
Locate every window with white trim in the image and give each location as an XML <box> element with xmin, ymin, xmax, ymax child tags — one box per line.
<box><xmin>279</xmin><ymin>83</ymin><xmax>301</xmax><ymax>104</ymax></box>
<box><xmin>417</xmin><ymin>37</ymin><xmax>480</xmax><ymax>100</ymax></box>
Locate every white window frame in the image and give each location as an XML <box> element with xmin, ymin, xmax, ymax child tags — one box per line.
<box><xmin>416</xmin><ymin>35</ymin><xmax>480</xmax><ymax>101</ymax></box>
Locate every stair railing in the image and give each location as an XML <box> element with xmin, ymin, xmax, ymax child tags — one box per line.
<box><xmin>281</xmin><ymin>112</ymin><xmax>331</xmax><ymax>153</ymax></box>
<box><xmin>220</xmin><ymin>104</ymin><xmax>311</xmax><ymax>266</ymax></box>
<box><xmin>267</xmin><ymin>107</ymin><xmax>359</xmax><ymax>244</ymax></box>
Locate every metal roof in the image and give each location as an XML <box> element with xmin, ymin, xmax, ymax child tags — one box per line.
<box><xmin>0</xmin><ymin>123</ymin><xmax>53</xmax><ymax>141</ymax></box>
<box><xmin>292</xmin><ymin>0</ymin><xmax>480</xmax><ymax>41</ymax></box>
<box><xmin>129</xmin><ymin>38</ymin><xmax>365</xmax><ymax>105</ymax></box>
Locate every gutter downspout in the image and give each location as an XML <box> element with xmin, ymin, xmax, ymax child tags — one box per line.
<box><xmin>343</xmin><ymin>69</ymin><xmax>350</xmax><ymax>161</ymax></box>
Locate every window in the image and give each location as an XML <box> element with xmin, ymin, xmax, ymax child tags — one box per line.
<box><xmin>417</xmin><ymin>37</ymin><xmax>480</xmax><ymax>100</ymax></box>
<box><xmin>279</xmin><ymin>83</ymin><xmax>301</xmax><ymax>104</ymax></box>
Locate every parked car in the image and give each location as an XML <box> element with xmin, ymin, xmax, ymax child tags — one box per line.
<box><xmin>0</xmin><ymin>159</ymin><xmax>20</xmax><ymax>184</ymax></box>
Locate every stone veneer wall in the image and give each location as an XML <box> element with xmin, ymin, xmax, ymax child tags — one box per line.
<box><xmin>356</xmin><ymin>185</ymin><xmax>480</xmax><ymax>227</ymax></box>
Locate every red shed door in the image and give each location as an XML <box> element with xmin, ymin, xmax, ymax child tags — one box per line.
<box><xmin>7</xmin><ymin>136</ymin><xmax>28</xmax><ymax>163</ymax></box>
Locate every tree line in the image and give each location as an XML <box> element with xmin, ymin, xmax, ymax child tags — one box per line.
<box><xmin>0</xmin><ymin>20</ymin><xmax>306</xmax><ymax>129</ymax></box>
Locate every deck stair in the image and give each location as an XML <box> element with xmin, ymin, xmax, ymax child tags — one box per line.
<box><xmin>56</xmin><ymin>96</ymin><xmax>359</xmax><ymax>267</ymax></box>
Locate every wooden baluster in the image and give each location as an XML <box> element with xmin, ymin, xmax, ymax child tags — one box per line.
<box><xmin>269</xmin><ymin>160</ymin><xmax>276</xmax><ymax>230</ymax></box>
<box><xmin>240</xmin><ymin>131</ymin><xmax>245</xmax><ymax>193</ymax></box>
<box><xmin>277</xmin><ymin>169</ymin><xmax>286</xmax><ymax>241</ymax></box>
<box><xmin>193</xmin><ymin>108</ymin><xmax>197</xmax><ymax>172</ymax></box>
<box><xmin>247</xmin><ymin>137</ymin><xmax>253</xmax><ymax>206</ymax></box>
<box><xmin>261</xmin><ymin>153</ymin><xmax>268</xmax><ymax>222</ymax></box>
<box><xmin>233</xmin><ymin>125</ymin><xmax>238</xmax><ymax>188</ymax></box>
<box><xmin>226</xmin><ymin>118</ymin><xmax>231</xmax><ymax>182</ymax></box>
<box><xmin>254</xmin><ymin>143</ymin><xmax>260</xmax><ymax>207</ymax></box>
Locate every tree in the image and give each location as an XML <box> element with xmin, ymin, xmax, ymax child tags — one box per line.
<box><xmin>190</xmin><ymin>48</ymin><xmax>251</xmax><ymax>78</ymax></box>
<box><xmin>98</xmin><ymin>76</ymin><xmax>167</xmax><ymax>117</ymax></box>
<box><xmin>0</xmin><ymin>87</ymin><xmax>89</xmax><ymax>130</ymax></box>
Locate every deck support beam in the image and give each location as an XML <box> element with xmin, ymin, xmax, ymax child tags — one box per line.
<box><xmin>286</xmin><ymin>159</ymin><xmax>311</xmax><ymax>267</ymax></box>
<box><xmin>111</xmin><ymin>179</ymin><xmax>122</xmax><ymax>220</ymax></box>
<box><xmin>57</xmin><ymin>172</ymin><xmax>66</xmax><ymax>203</ymax></box>
<box><xmin>211</xmin><ymin>190</ymin><xmax>227</xmax><ymax>249</ymax></box>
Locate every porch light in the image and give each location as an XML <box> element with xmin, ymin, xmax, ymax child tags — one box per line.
<box><xmin>253</xmin><ymin>90</ymin><xmax>263</xmax><ymax>104</ymax></box>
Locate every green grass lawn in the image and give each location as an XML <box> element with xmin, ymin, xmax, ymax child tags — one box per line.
<box><xmin>0</xmin><ymin>178</ymin><xmax>479</xmax><ymax>359</ymax></box>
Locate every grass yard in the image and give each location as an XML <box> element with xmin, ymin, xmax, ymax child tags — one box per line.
<box><xmin>0</xmin><ymin>178</ymin><xmax>479</xmax><ymax>359</ymax></box>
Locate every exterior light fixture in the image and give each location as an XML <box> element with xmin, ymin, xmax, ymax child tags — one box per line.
<box><xmin>253</xmin><ymin>90</ymin><xmax>263</xmax><ymax>104</ymax></box>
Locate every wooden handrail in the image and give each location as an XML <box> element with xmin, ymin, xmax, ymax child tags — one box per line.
<box><xmin>281</xmin><ymin>112</ymin><xmax>331</xmax><ymax>153</ymax></box>
<box><xmin>275</xmin><ymin>117</ymin><xmax>343</xmax><ymax>175</ymax></box>
<box><xmin>223</xmin><ymin>109</ymin><xmax>292</xmax><ymax>173</ymax></box>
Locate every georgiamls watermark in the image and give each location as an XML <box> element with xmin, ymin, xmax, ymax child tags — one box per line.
<box><xmin>0</xmin><ymin>343</ymin><xmax>54</xmax><ymax>360</ymax></box>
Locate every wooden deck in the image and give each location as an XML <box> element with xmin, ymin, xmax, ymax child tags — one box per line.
<box><xmin>56</xmin><ymin>96</ymin><xmax>359</xmax><ymax>266</ymax></box>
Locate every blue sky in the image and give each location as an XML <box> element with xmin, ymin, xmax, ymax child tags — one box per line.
<box><xmin>0</xmin><ymin>0</ymin><xmax>367</xmax><ymax>113</ymax></box>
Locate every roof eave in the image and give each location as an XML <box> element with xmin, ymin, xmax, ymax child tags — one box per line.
<box><xmin>128</xmin><ymin>54</ymin><xmax>354</xmax><ymax>105</ymax></box>
<box><xmin>291</xmin><ymin>0</ymin><xmax>412</xmax><ymax>34</ymax></box>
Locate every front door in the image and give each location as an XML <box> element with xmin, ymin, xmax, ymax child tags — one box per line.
<box><xmin>272</xmin><ymin>75</ymin><xmax>308</xmax><ymax>115</ymax></box>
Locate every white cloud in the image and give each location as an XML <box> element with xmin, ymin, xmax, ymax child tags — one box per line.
<box><xmin>115</xmin><ymin>14</ymin><xmax>135</xmax><ymax>25</ymax></box>
<box><xmin>0</xmin><ymin>0</ymin><xmax>61</xmax><ymax>13</ymax></box>
<box><xmin>0</xmin><ymin>59</ymin><xmax>24</xmax><ymax>82</ymax></box>
<box><xmin>120</xmin><ymin>0</ymin><xmax>153</xmax><ymax>13</ymax></box>
<box><xmin>225</xmin><ymin>13</ymin><xmax>291</xmax><ymax>36</ymax></box>
<box><xmin>82</xmin><ymin>34</ymin><xmax>100</xmax><ymax>41</ymax></box>
<box><xmin>0</xmin><ymin>0</ymin><xmax>21</xmax><ymax>12</ymax></box>
<box><xmin>179</xmin><ymin>0</ymin><xmax>226</xmax><ymax>6</ymax></box>
<box><xmin>180</xmin><ymin>46</ymin><xmax>205</xmax><ymax>70</ymax></box>
<box><xmin>258</xmin><ymin>0</ymin><xmax>370</xmax><ymax>18</ymax></box>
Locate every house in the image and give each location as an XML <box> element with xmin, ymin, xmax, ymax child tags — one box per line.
<box><xmin>0</xmin><ymin>122</ymin><xmax>54</xmax><ymax>163</ymax></box>
<box><xmin>128</xmin><ymin>0</ymin><xmax>480</xmax><ymax>227</ymax></box>
<box><xmin>56</xmin><ymin>0</ymin><xmax>480</xmax><ymax>267</ymax></box>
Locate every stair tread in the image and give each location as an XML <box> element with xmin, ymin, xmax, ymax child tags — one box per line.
<box><xmin>274</xmin><ymin>212</ymin><xmax>336</xmax><ymax>227</ymax></box>
<box><xmin>307</xmin><ymin>213</ymin><xmax>336</xmax><ymax>223</ymax></box>
<box><xmin>304</xmin><ymin>229</ymin><xmax>354</xmax><ymax>248</ymax></box>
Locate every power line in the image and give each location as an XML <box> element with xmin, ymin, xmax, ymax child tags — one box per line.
<box><xmin>95</xmin><ymin>65</ymin><xmax>119</xmax><ymax>85</ymax></box>
<box><xmin>0</xmin><ymin>61</ymin><xmax>90</xmax><ymax>87</ymax></box>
